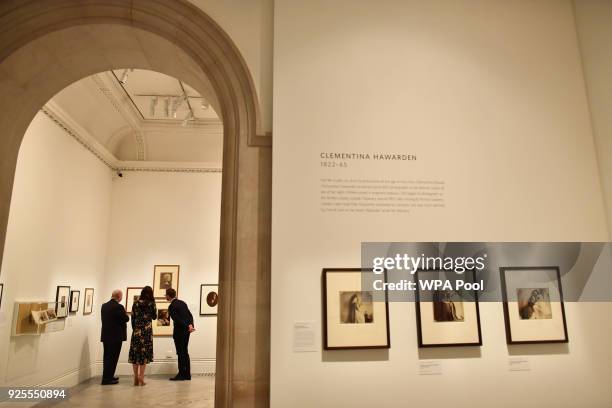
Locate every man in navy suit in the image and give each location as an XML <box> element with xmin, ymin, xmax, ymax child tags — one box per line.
<box><xmin>100</xmin><ymin>290</ymin><xmax>129</xmax><ymax>385</ymax></box>
<box><xmin>166</xmin><ymin>288</ymin><xmax>195</xmax><ymax>380</ymax></box>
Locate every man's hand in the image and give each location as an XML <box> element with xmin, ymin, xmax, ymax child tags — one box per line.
<box><xmin>188</xmin><ymin>324</ymin><xmax>196</xmax><ymax>333</ymax></box>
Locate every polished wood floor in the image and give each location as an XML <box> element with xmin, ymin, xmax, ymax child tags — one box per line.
<box><xmin>1</xmin><ymin>375</ymin><xmax>215</xmax><ymax>408</ymax></box>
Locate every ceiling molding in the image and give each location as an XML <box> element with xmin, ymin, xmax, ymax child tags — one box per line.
<box><xmin>40</xmin><ymin>104</ymin><xmax>222</xmax><ymax>174</ymax></box>
<box><xmin>90</xmin><ymin>73</ymin><xmax>147</xmax><ymax>160</ymax></box>
<box><xmin>41</xmin><ymin>102</ymin><xmax>118</xmax><ymax>169</ymax></box>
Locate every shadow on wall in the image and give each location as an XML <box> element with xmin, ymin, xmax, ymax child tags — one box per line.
<box><xmin>322</xmin><ymin>349</ymin><xmax>389</xmax><ymax>362</ymax></box>
<box><xmin>418</xmin><ymin>347</ymin><xmax>482</xmax><ymax>360</ymax></box>
<box><xmin>507</xmin><ymin>343</ymin><xmax>569</xmax><ymax>356</ymax></box>
<box><xmin>78</xmin><ymin>336</ymin><xmax>92</xmax><ymax>382</ymax></box>
<box><xmin>6</xmin><ymin>336</ymin><xmax>40</xmax><ymax>383</ymax></box>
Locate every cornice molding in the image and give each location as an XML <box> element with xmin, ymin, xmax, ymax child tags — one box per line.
<box><xmin>41</xmin><ymin>104</ymin><xmax>222</xmax><ymax>174</ymax></box>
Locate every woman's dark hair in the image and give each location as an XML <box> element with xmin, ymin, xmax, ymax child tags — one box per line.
<box><xmin>139</xmin><ymin>286</ymin><xmax>155</xmax><ymax>304</ymax></box>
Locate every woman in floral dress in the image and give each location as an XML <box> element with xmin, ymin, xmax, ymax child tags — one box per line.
<box><xmin>128</xmin><ymin>286</ymin><xmax>156</xmax><ymax>386</ymax></box>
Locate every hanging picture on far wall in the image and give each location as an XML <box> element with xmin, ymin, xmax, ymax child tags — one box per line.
<box><xmin>55</xmin><ymin>286</ymin><xmax>70</xmax><ymax>318</ymax></box>
<box><xmin>0</xmin><ymin>283</ymin><xmax>3</xmax><ymax>309</ymax></box>
<box><xmin>322</xmin><ymin>268</ymin><xmax>390</xmax><ymax>350</ymax></box>
<box><xmin>414</xmin><ymin>269</ymin><xmax>482</xmax><ymax>347</ymax></box>
<box><xmin>69</xmin><ymin>290</ymin><xmax>80</xmax><ymax>313</ymax></box>
<box><xmin>153</xmin><ymin>301</ymin><xmax>173</xmax><ymax>336</ymax></box>
<box><xmin>153</xmin><ymin>265</ymin><xmax>180</xmax><ymax>298</ymax></box>
<box><xmin>200</xmin><ymin>284</ymin><xmax>219</xmax><ymax>316</ymax></box>
<box><xmin>83</xmin><ymin>288</ymin><xmax>95</xmax><ymax>315</ymax></box>
<box><xmin>500</xmin><ymin>266</ymin><xmax>568</xmax><ymax>344</ymax></box>
<box><xmin>125</xmin><ymin>287</ymin><xmax>144</xmax><ymax>314</ymax></box>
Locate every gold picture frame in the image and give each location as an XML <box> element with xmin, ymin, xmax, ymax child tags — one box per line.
<box><xmin>153</xmin><ymin>265</ymin><xmax>180</xmax><ymax>299</ymax></box>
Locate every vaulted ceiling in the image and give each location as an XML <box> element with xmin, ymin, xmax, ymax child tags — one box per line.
<box><xmin>46</xmin><ymin>69</ymin><xmax>224</xmax><ymax>168</ymax></box>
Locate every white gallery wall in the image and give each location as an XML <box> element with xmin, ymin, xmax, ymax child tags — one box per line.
<box><xmin>0</xmin><ymin>115</ymin><xmax>222</xmax><ymax>386</ymax></box>
<box><xmin>573</xmin><ymin>0</ymin><xmax>612</xmax><ymax>236</ymax></box>
<box><xmin>103</xmin><ymin>171</ymin><xmax>222</xmax><ymax>375</ymax></box>
<box><xmin>271</xmin><ymin>1</ymin><xmax>611</xmax><ymax>407</ymax></box>
<box><xmin>0</xmin><ymin>113</ymin><xmax>113</xmax><ymax>387</ymax></box>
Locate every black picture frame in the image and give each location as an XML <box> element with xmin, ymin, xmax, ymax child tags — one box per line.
<box><xmin>322</xmin><ymin>268</ymin><xmax>391</xmax><ymax>350</ymax></box>
<box><xmin>55</xmin><ymin>285</ymin><xmax>71</xmax><ymax>318</ymax></box>
<box><xmin>0</xmin><ymin>283</ymin><xmax>3</xmax><ymax>309</ymax></box>
<box><xmin>69</xmin><ymin>290</ymin><xmax>80</xmax><ymax>313</ymax></box>
<box><xmin>500</xmin><ymin>266</ymin><xmax>569</xmax><ymax>344</ymax></box>
<box><xmin>200</xmin><ymin>284</ymin><xmax>219</xmax><ymax>316</ymax></box>
<box><xmin>414</xmin><ymin>269</ymin><xmax>482</xmax><ymax>347</ymax></box>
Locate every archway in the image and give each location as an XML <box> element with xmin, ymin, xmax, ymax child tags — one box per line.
<box><xmin>0</xmin><ymin>1</ymin><xmax>271</xmax><ymax>407</ymax></box>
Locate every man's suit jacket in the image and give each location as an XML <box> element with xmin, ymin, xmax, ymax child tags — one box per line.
<box><xmin>100</xmin><ymin>299</ymin><xmax>129</xmax><ymax>343</ymax></box>
<box><xmin>168</xmin><ymin>298</ymin><xmax>194</xmax><ymax>338</ymax></box>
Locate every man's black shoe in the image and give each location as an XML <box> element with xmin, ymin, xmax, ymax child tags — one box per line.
<box><xmin>113</xmin><ymin>377</ymin><xmax>119</xmax><ymax>381</ymax></box>
<box><xmin>101</xmin><ymin>379</ymin><xmax>119</xmax><ymax>385</ymax></box>
<box><xmin>169</xmin><ymin>375</ymin><xmax>185</xmax><ymax>381</ymax></box>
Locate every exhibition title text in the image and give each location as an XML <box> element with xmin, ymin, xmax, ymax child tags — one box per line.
<box><xmin>320</xmin><ymin>152</ymin><xmax>417</xmax><ymax>161</ymax></box>
<box><xmin>372</xmin><ymin>254</ymin><xmax>487</xmax><ymax>275</ymax></box>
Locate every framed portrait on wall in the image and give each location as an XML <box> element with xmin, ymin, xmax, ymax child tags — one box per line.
<box><xmin>200</xmin><ymin>284</ymin><xmax>219</xmax><ymax>316</ymax></box>
<box><xmin>69</xmin><ymin>290</ymin><xmax>80</xmax><ymax>313</ymax></box>
<box><xmin>322</xmin><ymin>268</ymin><xmax>390</xmax><ymax>350</ymax></box>
<box><xmin>415</xmin><ymin>269</ymin><xmax>482</xmax><ymax>347</ymax></box>
<box><xmin>500</xmin><ymin>266</ymin><xmax>568</xmax><ymax>344</ymax></box>
<box><xmin>0</xmin><ymin>283</ymin><xmax>3</xmax><ymax>309</ymax></box>
<box><xmin>83</xmin><ymin>288</ymin><xmax>95</xmax><ymax>315</ymax></box>
<box><xmin>153</xmin><ymin>265</ymin><xmax>180</xmax><ymax>298</ymax></box>
<box><xmin>55</xmin><ymin>286</ymin><xmax>70</xmax><ymax>318</ymax></box>
<box><xmin>153</xmin><ymin>301</ymin><xmax>173</xmax><ymax>336</ymax></box>
<box><xmin>125</xmin><ymin>287</ymin><xmax>144</xmax><ymax>314</ymax></box>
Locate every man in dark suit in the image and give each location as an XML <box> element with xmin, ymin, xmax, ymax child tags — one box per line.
<box><xmin>166</xmin><ymin>288</ymin><xmax>195</xmax><ymax>380</ymax></box>
<box><xmin>100</xmin><ymin>289</ymin><xmax>129</xmax><ymax>385</ymax></box>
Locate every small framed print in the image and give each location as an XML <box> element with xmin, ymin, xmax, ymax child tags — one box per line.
<box><xmin>200</xmin><ymin>284</ymin><xmax>219</xmax><ymax>316</ymax></box>
<box><xmin>322</xmin><ymin>268</ymin><xmax>390</xmax><ymax>350</ymax></box>
<box><xmin>69</xmin><ymin>290</ymin><xmax>80</xmax><ymax>313</ymax></box>
<box><xmin>153</xmin><ymin>265</ymin><xmax>180</xmax><ymax>298</ymax></box>
<box><xmin>0</xmin><ymin>283</ymin><xmax>3</xmax><ymax>309</ymax></box>
<box><xmin>125</xmin><ymin>287</ymin><xmax>144</xmax><ymax>314</ymax></box>
<box><xmin>83</xmin><ymin>288</ymin><xmax>95</xmax><ymax>315</ymax></box>
<box><xmin>415</xmin><ymin>269</ymin><xmax>482</xmax><ymax>347</ymax></box>
<box><xmin>153</xmin><ymin>301</ymin><xmax>173</xmax><ymax>336</ymax></box>
<box><xmin>500</xmin><ymin>266</ymin><xmax>568</xmax><ymax>344</ymax></box>
<box><xmin>55</xmin><ymin>286</ymin><xmax>70</xmax><ymax>318</ymax></box>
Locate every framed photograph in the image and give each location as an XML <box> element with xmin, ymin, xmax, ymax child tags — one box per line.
<box><xmin>69</xmin><ymin>290</ymin><xmax>80</xmax><ymax>313</ymax></box>
<box><xmin>153</xmin><ymin>301</ymin><xmax>173</xmax><ymax>336</ymax></box>
<box><xmin>83</xmin><ymin>288</ymin><xmax>95</xmax><ymax>315</ymax></box>
<box><xmin>322</xmin><ymin>268</ymin><xmax>390</xmax><ymax>350</ymax></box>
<box><xmin>153</xmin><ymin>265</ymin><xmax>180</xmax><ymax>298</ymax></box>
<box><xmin>0</xmin><ymin>283</ymin><xmax>3</xmax><ymax>309</ymax></box>
<box><xmin>55</xmin><ymin>286</ymin><xmax>70</xmax><ymax>318</ymax></box>
<box><xmin>415</xmin><ymin>269</ymin><xmax>482</xmax><ymax>347</ymax></box>
<box><xmin>500</xmin><ymin>266</ymin><xmax>568</xmax><ymax>344</ymax></box>
<box><xmin>125</xmin><ymin>287</ymin><xmax>144</xmax><ymax>314</ymax></box>
<box><xmin>200</xmin><ymin>284</ymin><xmax>219</xmax><ymax>316</ymax></box>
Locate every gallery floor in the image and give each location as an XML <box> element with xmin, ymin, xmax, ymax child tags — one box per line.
<box><xmin>0</xmin><ymin>375</ymin><xmax>215</xmax><ymax>408</ymax></box>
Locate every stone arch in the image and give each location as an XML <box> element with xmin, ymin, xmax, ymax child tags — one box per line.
<box><xmin>0</xmin><ymin>1</ymin><xmax>271</xmax><ymax>407</ymax></box>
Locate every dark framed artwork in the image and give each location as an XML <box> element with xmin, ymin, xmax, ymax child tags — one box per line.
<box><xmin>69</xmin><ymin>290</ymin><xmax>80</xmax><ymax>313</ymax></box>
<box><xmin>125</xmin><ymin>287</ymin><xmax>144</xmax><ymax>314</ymax></box>
<box><xmin>500</xmin><ymin>266</ymin><xmax>568</xmax><ymax>344</ymax></box>
<box><xmin>83</xmin><ymin>288</ymin><xmax>95</xmax><ymax>315</ymax></box>
<box><xmin>0</xmin><ymin>283</ymin><xmax>3</xmax><ymax>309</ymax></box>
<box><xmin>153</xmin><ymin>265</ymin><xmax>180</xmax><ymax>298</ymax></box>
<box><xmin>415</xmin><ymin>269</ymin><xmax>482</xmax><ymax>347</ymax></box>
<box><xmin>153</xmin><ymin>301</ymin><xmax>173</xmax><ymax>336</ymax></box>
<box><xmin>200</xmin><ymin>284</ymin><xmax>219</xmax><ymax>316</ymax></box>
<box><xmin>322</xmin><ymin>268</ymin><xmax>390</xmax><ymax>350</ymax></box>
<box><xmin>55</xmin><ymin>286</ymin><xmax>70</xmax><ymax>318</ymax></box>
